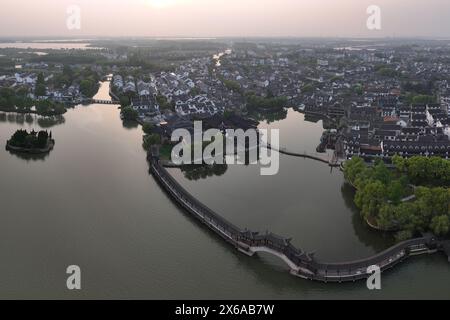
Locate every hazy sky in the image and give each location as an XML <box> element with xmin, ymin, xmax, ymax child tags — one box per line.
<box><xmin>1</xmin><ymin>0</ymin><xmax>450</xmax><ymax>38</ymax></box>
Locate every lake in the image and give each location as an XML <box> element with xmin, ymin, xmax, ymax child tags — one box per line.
<box><xmin>0</xmin><ymin>81</ymin><xmax>448</xmax><ymax>299</ymax></box>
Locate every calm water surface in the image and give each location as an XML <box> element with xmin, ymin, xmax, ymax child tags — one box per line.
<box><xmin>0</xmin><ymin>82</ymin><xmax>448</xmax><ymax>299</ymax></box>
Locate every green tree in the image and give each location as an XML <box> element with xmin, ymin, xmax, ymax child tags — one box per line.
<box><xmin>430</xmin><ymin>215</ymin><xmax>450</xmax><ymax>236</ymax></box>
<box><xmin>37</xmin><ymin>73</ymin><xmax>45</xmax><ymax>84</ymax></box>
<box><xmin>119</xmin><ymin>95</ymin><xmax>130</xmax><ymax>108</ymax></box>
<box><xmin>392</xmin><ymin>155</ymin><xmax>407</xmax><ymax>173</ymax></box>
<box><xmin>302</xmin><ymin>84</ymin><xmax>314</xmax><ymax>94</ymax></box>
<box><xmin>142</xmin><ymin>123</ymin><xmax>154</xmax><ymax>135</ymax></box>
<box><xmin>156</xmin><ymin>94</ymin><xmax>171</xmax><ymax>110</ymax></box>
<box><xmin>377</xmin><ymin>204</ymin><xmax>397</xmax><ymax>230</ymax></box>
<box><xmin>35</xmin><ymin>84</ymin><xmax>47</xmax><ymax>97</ymax></box>
<box><xmin>37</xmin><ymin>130</ymin><xmax>49</xmax><ymax>148</ymax></box>
<box><xmin>395</xmin><ymin>202</ymin><xmax>420</xmax><ymax>231</ymax></box>
<box><xmin>353</xmin><ymin>84</ymin><xmax>363</xmax><ymax>95</ymax></box>
<box><xmin>411</xmin><ymin>95</ymin><xmax>436</xmax><ymax>105</ymax></box>
<box><xmin>395</xmin><ymin>230</ymin><xmax>414</xmax><ymax>242</ymax></box>
<box><xmin>406</xmin><ymin>156</ymin><xmax>429</xmax><ymax>184</ymax></box>
<box><xmin>63</xmin><ymin>65</ymin><xmax>74</xmax><ymax>80</ymax></box>
<box><xmin>377</xmin><ymin>67</ymin><xmax>398</xmax><ymax>78</ymax></box>
<box><xmin>387</xmin><ymin>180</ymin><xmax>405</xmax><ymax>205</ymax></box>
<box><xmin>245</xmin><ymin>93</ymin><xmax>287</xmax><ymax>110</ymax></box>
<box><xmin>415</xmin><ymin>187</ymin><xmax>449</xmax><ymax>217</ymax></box>
<box><xmin>373</xmin><ymin>161</ymin><xmax>392</xmax><ymax>185</ymax></box>
<box><xmin>142</xmin><ymin>134</ymin><xmax>161</xmax><ymax>150</ymax></box>
<box><xmin>355</xmin><ymin>180</ymin><xmax>386</xmax><ymax>219</ymax></box>
<box><xmin>80</xmin><ymin>79</ymin><xmax>93</xmax><ymax>96</ymax></box>
<box><xmin>35</xmin><ymin>73</ymin><xmax>46</xmax><ymax>96</ymax></box>
<box><xmin>121</xmin><ymin>106</ymin><xmax>138</xmax><ymax>121</ymax></box>
<box><xmin>223</xmin><ymin>79</ymin><xmax>242</xmax><ymax>94</ymax></box>
<box><xmin>343</xmin><ymin>157</ymin><xmax>366</xmax><ymax>185</ymax></box>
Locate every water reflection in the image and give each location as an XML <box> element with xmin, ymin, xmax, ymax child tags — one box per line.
<box><xmin>25</xmin><ymin>114</ymin><xmax>34</xmax><ymax>123</ymax></box>
<box><xmin>340</xmin><ymin>182</ymin><xmax>395</xmax><ymax>252</ymax></box>
<box><xmin>37</xmin><ymin>116</ymin><xmax>65</xmax><ymax>128</ymax></box>
<box><xmin>122</xmin><ymin>120</ymin><xmax>139</xmax><ymax>129</ymax></box>
<box><xmin>0</xmin><ymin>112</ymin><xmax>65</xmax><ymax>128</ymax></box>
<box><xmin>15</xmin><ymin>114</ymin><xmax>25</xmax><ymax>124</ymax></box>
<box><xmin>7</xmin><ymin>113</ymin><xmax>15</xmax><ymax>122</ymax></box>
<box><xmin>6</xmin><ymin>148</ymin><xmax>50</xmax><ymax>162</ymax></box>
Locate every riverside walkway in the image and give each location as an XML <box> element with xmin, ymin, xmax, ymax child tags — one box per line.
<box><xmin>148</xmin><ymin>152</ymin><xmax>447</xmax><ymax>283</ymax></box>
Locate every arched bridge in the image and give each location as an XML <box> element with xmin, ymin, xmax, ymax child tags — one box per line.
<box><xmin>148</xmin><ymin>153</ymin><xmax>447</xmax><ymax>283</ymax></box>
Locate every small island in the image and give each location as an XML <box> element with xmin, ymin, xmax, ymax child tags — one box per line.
<box><xmin>6</xmin><ymin>129</ymin><xmax>55</xmax><ymax>154</ymax></box>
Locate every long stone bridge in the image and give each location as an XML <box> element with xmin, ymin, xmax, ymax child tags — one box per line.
<box><xmin>148</xmin><ymin>152</ymin><xmax>449</xmax><ymax>283</ymax></box>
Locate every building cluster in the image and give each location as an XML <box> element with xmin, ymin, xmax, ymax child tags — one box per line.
<box><xmin>344</xmin><ymin>103</ymin><xmax>450</xmax><ymax>159</ymax></box>
<box><xmin>0</xmin><ymin>61</ymin><xmax>100</xmax><ymax>104</ymax></box>
<box><xmin>112</xmin><ymin>58</ymin><xmax>225</xmax><ymax>122</ymax></box>
<box><xmin>3</xmin><ymin>40</ymin><xmax>450</xmax><ymax>160</ymax></box>
<box><xmin>0</xmin><ymin>71</ymin><xmax>82</xmax><ymax>103</ymax></box>
<box><xmin>109</xmin><ymin>42</ymin><xmax>450</xmax><ymax>159</ymax></box>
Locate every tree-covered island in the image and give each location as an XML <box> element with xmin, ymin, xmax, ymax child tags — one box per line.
<box><xmin>6</xmin><ymin>129</ymin><xmax>55</xmax><ymax>154</ymax></box>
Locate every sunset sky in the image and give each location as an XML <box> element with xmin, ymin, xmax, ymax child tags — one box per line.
<box><xmin>1</xmin><ymin>0</ymin><xmax>450</xmax><ymax>38</ymax></box>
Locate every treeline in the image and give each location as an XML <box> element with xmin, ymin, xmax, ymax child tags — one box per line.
<box><xmin>223</xmin><ymin>79</ymin><xmax>242</xmax><ymax>94</ymax></box>
<box><xmin>375</xmin><ymin>64</ymin><xmax>399</xmax><ymax>77</ymax></box>
<box><xmin>127</xmin><ymin>53</ymin><xmax>172</xmax><ymax>72</ymax></box>
<box><xmin>245</xmin><ymin>93</ymin><xmax>288</xmax><ymax>111</ymax></box>
<box><xmin>121</xmin><ymin>106</ymin><xmax>138</xmax><ymax>121</ymax></box>
<box><xmin>0</xmin><ymin>87</ymin><xmax>66</xmax><ymax>116</ymax></box>
<box><xmin>34</xmin><ymin>100</ymin><xmax>66</xmax><ymax>116</ymax></box>
<box><xmin>404</xmin><ymin>94</ymin><xmax>436</xmax><ymax>105</ymax></box>
<box><xmin>30</xmin><ymin>52</ymin><xmax>102</xmax><ymax>64</ymax></box>
<box><xmin>0</xmin><ymin>87</ymin><xmax>34</xmax><ymax>110</ymax></box>
<box><xmin>344</xmin><ymin>157</ymin><xmax>450</xmax><ymax>240</ymax></box>
<box><xmin>403</xmin><ymin>80</ymin><xmax>435</xmax><ymax>96</ymax></box>
<box><xmin>52</xmin><ymin>65</ymin><xmax>100</xmax><ymax>97</ymax></box>
<box><xmin>392</xmin><ymin>155</ymin><xmax>450</xmax><ymax>187</ymax></box>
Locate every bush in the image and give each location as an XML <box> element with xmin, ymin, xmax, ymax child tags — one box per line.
<box><xmin>121</xmin><ymin>106</ymin><xmax>138</xmax><ymax>121</ymax></box>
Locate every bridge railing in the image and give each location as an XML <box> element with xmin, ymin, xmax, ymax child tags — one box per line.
<box><xmin>309</xmin><ymin>237</ymin><xmax>432</xmax><ymax>272</ymax></box>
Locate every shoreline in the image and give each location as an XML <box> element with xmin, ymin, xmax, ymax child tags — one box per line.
<box><xmin>6</xmin><ymin>139</ymin><xmax>55</xmax><ymax>154</ymax></box>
